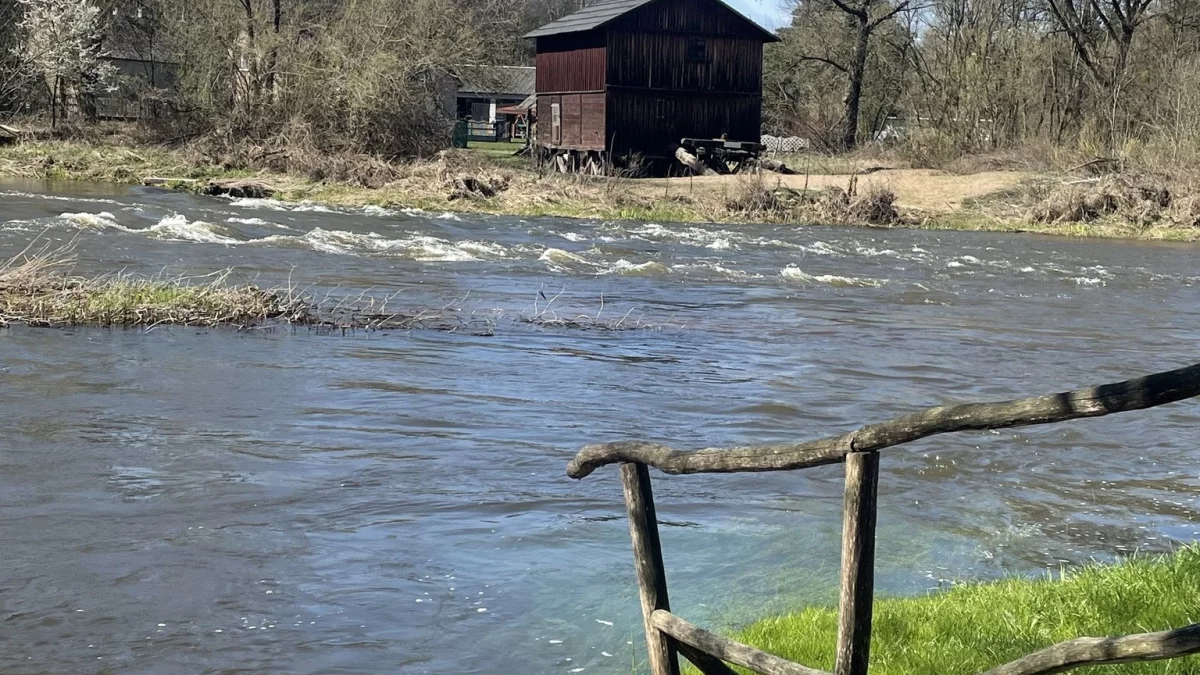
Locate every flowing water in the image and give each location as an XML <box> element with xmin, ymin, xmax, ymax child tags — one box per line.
<box><xmin>1</xmin><ymin>179</ymin><xmax>1199</xmax><ymax>674</ymax></box>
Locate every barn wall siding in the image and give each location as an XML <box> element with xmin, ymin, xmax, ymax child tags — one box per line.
<box><xmin>536</xmin><ymin>45</ymin><xmax>607</xmax><ymax>93</ymax></box>
<box><xmin>607</xmin><ymin>91</ymin><xmax>761</xmax><ymax>157</ymax></box>
<box><xmin>531</xmin><ymin>0</ymin><xmax>771</xmax><ymax>154</ymax></box>
<box><xmin>535</xmin><ymin>93</ymin><xmax>605</xmax><ymax>150</ymax></box>
<box><xmin>606</xmin><ymin>32</ymin><xmax>762</xmax><ymax>92</ymax></box>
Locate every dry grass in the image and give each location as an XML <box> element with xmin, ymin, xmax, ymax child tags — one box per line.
<box><xmin>723</xmin><ymin>175</ymin><xmax>900</xmax><ymax>226</ymax></box>
<box><xmin>0</xmin><ymin>242</ymin><xmax>488</xmax><ymax>332</ymax></box>
<box><xmin>0</xmin><ymin>241</ymin><xmax>313</xmax><ymax>329</ymax></box>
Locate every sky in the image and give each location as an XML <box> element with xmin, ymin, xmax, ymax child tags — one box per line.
<box><xmin>726</xmin><ymin>0</ymin><xmax>791</xmax><ymax>30</ymax></box>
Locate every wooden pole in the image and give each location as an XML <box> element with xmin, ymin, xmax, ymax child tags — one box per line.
<box><xmin>835</xmin><ymin>451</ymin><xmax>880</xmax><ymax>675</ymax></box>
<box><xmin>621</xmin><ymin>462</ymin><xmax>680</xmax><ymax>675</ymax></box>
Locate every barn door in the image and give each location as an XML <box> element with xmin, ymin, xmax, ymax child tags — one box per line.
<box><xmin>551</xmin><ymin>103</ymin><xmax>562</xmax><ymax>144</ymax></box>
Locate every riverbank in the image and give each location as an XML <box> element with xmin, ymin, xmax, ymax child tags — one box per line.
<box><xmin>711</xmin><ymin>546</ymin><xmax>1200</xmax><ymax>675</ymax></box>
<box><xmin>2</xmin><ymin>138</ymin><xmax>1199</xmax><ymax>241</ymax></box>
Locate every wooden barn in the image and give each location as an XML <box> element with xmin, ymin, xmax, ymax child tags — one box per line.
<box><xmin>523</xmin><ymin>0</ymin><xmax>779</xmax><ymax>173</ymax></box>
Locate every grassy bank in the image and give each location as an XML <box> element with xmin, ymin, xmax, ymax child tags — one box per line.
<box><xmin>0</xmin><ymin>243</ymin><xmax>460</xmax><ymax>331</ymax></box>
<box><xmin>710</xmin><ymin>546</ymin><xmax>1200</xmax><ymax>675</ymax></box>
<box><xmin>2</xmin><ymin>135</ymin><xmax>1199</xmax><ymax>240</ymax></box>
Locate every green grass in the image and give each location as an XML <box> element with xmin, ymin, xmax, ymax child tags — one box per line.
<box><xmin>715</xmin><ymin>546</ymin><xmax>1200</xmax><ymax>675</ymax></box>
<box><xmin>466</xmin><ymin>140</ymin><xmax>531</xmax><ymax>169</ymax></box>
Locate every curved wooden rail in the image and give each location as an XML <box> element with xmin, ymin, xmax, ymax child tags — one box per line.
<box><xmin>652</xmin><ymin>610</ymin><xmax>832</xmax><ymax>675</ymax></box>
<box><xmin>567</xmin><ymin>361</ymin><xmax>1200</xmax><ymax>479</ymax></box>
<box><xmin>979</xmin><ymin>622</ymin><xmax>1200</xmax><ymax>675</ymax></box>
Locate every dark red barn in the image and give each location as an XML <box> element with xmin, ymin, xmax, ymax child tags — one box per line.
<box><xmin>524</xmin><ymin>0</ymin><xmax>779</xmax><ymax>171</ymax></box>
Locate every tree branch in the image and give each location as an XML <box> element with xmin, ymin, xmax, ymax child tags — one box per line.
<box><xmin>789</xmin><ymin>53</ymin><xmax>849</xmax><ymax>72</ymax></box>
<box><xmin>869</xmin><ymin>0</ymin><xmax>910</xmax><ymax>30</ymax></box>
<box><xmin>829</xmin><ymin>0</ymin><xmax>868</xmax><ymax>19</ymax></box>
<box><xmin>566</xmin><ymin>361</ymin><xmax>1200</xmax><ymax>479</ymax></box>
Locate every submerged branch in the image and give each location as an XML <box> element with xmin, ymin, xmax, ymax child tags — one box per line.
<box><xmin>567</xmin><ymin>361</ymin><xmax>1200</xmax><ymax>478</ymax></box>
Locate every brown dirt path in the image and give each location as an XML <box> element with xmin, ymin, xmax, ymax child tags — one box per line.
<box><xmin>637</xmin><ymin>169</ymin><xmax>1033</xmax><ymax>213</ymax></box>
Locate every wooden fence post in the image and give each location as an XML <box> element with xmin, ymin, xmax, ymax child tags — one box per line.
<box><xmin>621</xmin><ymin>462</ymin><xmax>680</xmax><ymax>675</ymax></box>
<box><xmin>835</xmin><ymin>451</ymin><xmax>880</xmax><ymax>675</ymax></box>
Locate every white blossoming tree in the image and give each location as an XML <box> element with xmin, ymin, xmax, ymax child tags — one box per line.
<box><xmin>14</xmin><ymin>0</ymin><xmax>115</xmax><ymax>126</ymax></box>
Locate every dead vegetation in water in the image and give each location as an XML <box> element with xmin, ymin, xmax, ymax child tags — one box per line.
<box><xmin>512</xmin><ymin>288</ymin><xmax>681</xmax><ymax>332</ymax></box>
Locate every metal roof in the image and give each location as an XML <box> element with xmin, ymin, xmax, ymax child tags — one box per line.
<box><xmin>522</xmin><ymin>0</ymin><xmax>779</xmax><ymax>41</ymax></box>
<box><xmin>454</xmin><ymin>65</ymin><xmax>536</xmax><ymax>97</ymax></box>
<box><xmin>523</xmin><ymin>0</ymin><xmax>654</xmax><ymax>39</ymax></box>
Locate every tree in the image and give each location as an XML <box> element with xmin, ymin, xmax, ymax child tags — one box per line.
<box><xmin>0</xmin><ymin>0</ymin><xmax>26</xmax><ymax>115</ymax></box>
<box><xmin>770</xmin><ymin>0</ymin><xmax>912</xmax><ymax>149</ymax></box>
<box><xmin>775</xmin><ymin>0</ymin><xmax>912</xmax><ymax>149</ymax></box>
<box><xmin>14</xmin><ymin>0</ymin><xmax>115</xmax><ymax>126</ymax></box>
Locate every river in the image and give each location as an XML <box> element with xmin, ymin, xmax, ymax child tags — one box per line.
<box><xmin>1</xmin><ymin>179</ymin><xmax>1198</xmax><ymax>674</ymax></box>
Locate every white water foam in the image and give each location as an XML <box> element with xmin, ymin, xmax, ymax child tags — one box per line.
<box><xmin>548</xmin><ymin>231</ymin><xmax>588</xmax><ymax>242</ymax></box>
<box><xmin>855</xmin><ymin>246</ymin><xmax>899</xmax><ymax>257</ymax></box>
<box><xmin>781</xmin><ymin>265</ymin><xmax>886</xmax><ymax>288</ymax></box>
<box><xmin>624</xmin><ymin>223</ymin><xmax>741</xmax><ymax>250</ymax></box>
<box><xmin>147</xmin><ymin>215</ymin><xmax>241</xmax><ymax>244</ymax></box>
<box><xmin>362</xmin><ymin>205</ymin><xmax>398</xmax><ymax>217</ymax></box>
<box><xmin>800</xmin><ymin>241</ymin><xmax>839</xmax><ymax>256</ymax></box>
<box><xmin>602</xmin><ymin>260</ymin><xmax>672</xmax><ymax>276</ymax></box>
<box><xmin>539</xmin><ymin>248</ymin><xmax>596</xmax><ymax>270</ymax></box>
<box><xmin>672</xmin><ymin>262</ymin><xmax>761</xmax><ymax>280</ymax></box>
<box><xmin>3</xmin><ymin>191</ymin><xmax>121</xmax><ymax>205</ymax></box>
<box><xmin>226</xmin><ymin>216</ymin><xmax>290</xmax><ymax>229</ymax></box>
<box><xmin>59</xmin><ymin>211</ymin><xmax>127</xmax><ymax>230</ymax></box>
<box><xmin>1071</xmin><ymin>277</ymin><xmax>1105</xmax><ymax>286</ymax></box>
<box><xmin>255</xmin><ymin>228</ymin><xmax>508</xmax><ymax>261</ymax></box>
<box><xmin>227</xmin><ymin>197</ymin><xmax>333</xmax><ymax>213</ymax></box>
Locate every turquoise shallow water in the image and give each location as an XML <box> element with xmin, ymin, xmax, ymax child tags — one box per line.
<box><xmin>1</xmin><ymin>179</ymin><xmax>1198</xmax><ymax>674</ymax></box>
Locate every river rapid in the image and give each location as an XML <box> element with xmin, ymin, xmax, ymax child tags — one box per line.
<box><xmin>1</xmin><ymin>179</ymin><xmax>1198</xmax><ymax>674</ymax></box>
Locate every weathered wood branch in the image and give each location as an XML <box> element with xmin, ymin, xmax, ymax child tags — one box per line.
<box><xmin>651</xmin><ymin>610</ymin><xmax>832</xmax><ymax>675</ymax></box>
<box><xmin>567</xmin><ymin>362</ymin><xmax>1200</xmax><ymax>478</ymax></box>
<box><xmin>834</xmin><ymin>452</ymin><xmax>879</xmax><ymax>675</ymax></box>
<box><xmin>674</xmin><ymin>641</ymin><xmax>741</xmax><ymax>675</ymax></box>
<box><xmin>675</xmin><ymin>147</ymin><xmax>715</xmax><ymax>176</ymax></box>
<box><xmin>979</xmin><ymin>623</ymin><xmax>1200</xmax><ymax>675</ymax></box>
<box><xmin>623</xmin><ymin>464</ymin><xmax>679</xmax><ymax>675</ymax></box>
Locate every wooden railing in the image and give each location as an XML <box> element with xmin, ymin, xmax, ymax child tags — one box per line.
<box><xmin>567</xmin><ymin>362</ymin><xmax>1200</xmax><ymax>675</ymax></box>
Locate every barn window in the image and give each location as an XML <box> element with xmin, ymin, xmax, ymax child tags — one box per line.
<box><xmin>551</xmin><ymin>103</ymin><xmax>561</xmax><ymax>144</ymax></box>
<box><xmin>687</xmin><ymin>36</ymin><xmax>706</xmax><ymax>62</ymax></box>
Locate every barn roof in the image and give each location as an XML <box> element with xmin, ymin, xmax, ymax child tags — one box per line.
<box><xmin>454</xmin><ymin>65</ymin><xmax>536</xmax><ymax>97</ymax></box>
<box><xmin>523</xmin><ymin>0</ymin><xmax>779</xmax><ymax>41</ymax></box>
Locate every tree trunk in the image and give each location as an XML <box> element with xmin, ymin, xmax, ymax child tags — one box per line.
<box><xmin>841</xmin><ymin>16</ymin><xmax>870</xmax><ymax>150</ymax></box>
